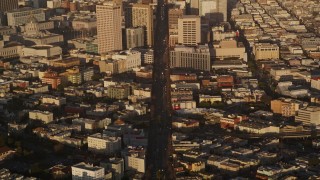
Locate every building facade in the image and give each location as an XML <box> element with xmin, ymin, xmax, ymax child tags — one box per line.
<box><xmin>29</xmin><ymin>110</ymin><xmax>54</xmax><ymax>124</ymax></box>
<box><xmin>72</xmin><ymin>162</ymin><xmax>105</xmax><ymax>180</ymax></box>
<box><xmin>295</xmin><ymin>106</ymin><xmax>320</xmax><ymax>126</ymax></box>
<box><xmin>170</xmin><ymin>45</ymin><xmax>211</xmax><ymax>71</ymax></box>
<box><xmin>199</xmin><ymin>0</ymin><xmax>227</xmax><ymax>22</ymax></box>
<box><xmin>7</xmin><ymin>8</ymin><xmax>45</xmax><ymax>26</ymax></box>
<box><xmin>253</xmin><ymin>43</ymin><xmax>279</xmax><ymax>60</ymax></box>
<box><xmin>126</xmin><ymin>27</ymin><xmax>145</xmax><ymax>49</ymax></box>
<box><xmin>96</xmin><ymin>3</ymin><xmax>122</xmax><ymax>54</ymax></box>
<box><xmin>125</xmin><ymin>4</ymin><xmax>153</xmax><ymax>47</ymax></box>
<box><xmin>178</xmin><ymin>15</ymin><xmax>201</xmax><ymax>46</ymax></box>
<box><xmin>0</xmin><ymin>0</ymin><xmax>18</xmax><ymax>12</ymax></box>
<box><xmin>88</xmin><ymin>133</ymin><xmax>121</xmax><ymax>154</ymax></box>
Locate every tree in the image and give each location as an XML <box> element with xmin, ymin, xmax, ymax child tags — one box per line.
<box><xmin>199</xmin><ymin>101</ymin><xmax>211</xmax><ymax>108</ymax></box>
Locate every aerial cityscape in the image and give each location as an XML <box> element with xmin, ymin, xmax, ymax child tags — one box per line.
<box><xmin>0</xmin><ymin>0</ymin><xmax>320</xmax><ymax>179</ymax></box>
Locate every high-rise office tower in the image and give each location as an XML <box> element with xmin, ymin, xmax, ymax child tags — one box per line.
<box><xmin>178</xmin><ymin>15</ymin><xmax>201</xmax><ymax>45</ymax></box>
<box><xmin>0</xmin><ymin>0</ymin><xmax>18</xmax><ymax>12</ymax></box>
<box><xmin>126</xmin><ymin>27</ymin><xmax>145</xmax><ymax>49</ymax></box>
<box><xmin>125</xmin><ymin>4</ymin><xmax>153</xmax><ymax>47</ymax></box>
<box><xmin>199</xmin><ymin>0</ymin><xmax>227</xmax><ymax>22</ymax></box>
<box><xmin>144</xmin><ymin>0</ymin><xmax>175</xmax><ymax>178</ymax></box>
<box><xmin>168</xmin><ymin>8</ymin><xmax>183</xmax><ymax>30</ymax></box>
<box><xmin>96</xmin><ymin>3</ymin><xmax>122</xmax><ymax>54</ymax></box>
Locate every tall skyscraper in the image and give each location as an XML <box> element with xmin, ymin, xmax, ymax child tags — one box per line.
<box><xmin>96</xmin><ymin>3</ymin><xmax>122</xmax><ymax>54</ymax></box>
<box><xmin>199</xmin><ymin>0</ymin><xmax>227</xmax><ymax>22</ymax></box>
<box><xmin>125</xmin><ymin>4</ymin><xmax>153</xmax><ymax>47</ymax></box>
<box><xmin>126</xmin><ymin>27</ymin><xmax>145</xmax><ymax>49</ymax></box>
<box><xmin>168</xmin><ymin>8</ymin><xmax>183</xmax><ymax>30</ymax></box>
<box><xmin>178</xmin><ymin>15</ymin><xmax>201</xmax><ymax>45</ymax></box>
<box><xmin>0</xmin><ymin>0</ymin><xmax>18</xmax><ymax>12</ymax></box>
<box><xmin>144</xmin><ymin>0</ymin><xmax>175</xmax><ymax>178</ymax></box>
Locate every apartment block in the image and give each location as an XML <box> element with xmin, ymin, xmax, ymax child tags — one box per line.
<box><xmin>253</xmin><ymin>43</ymin><xmax>279</xmax><ymax>60</ymax></box>
<box><xmin>88</xmin><ymin>133</ymin><xmax>121</xmax><ymax>154</ymax></box>
<box><xmin>72</xmin><ymin>162</ymin><xmax>105</xmax><ymax>180</ymax></box>
<box><xmin>295</xmin><ymin>106</ymin><xmax>320</xmax><ymax>126</ymax></box>
<box><xmin>170</xmin><ymin>45</ymin><xmax>211</xmax><ymax>71</ymax></box>
<box><xmin>178</xmin><ymin>15</ymin><xmax>201</xmax><ymax>45</ymax></box>
<box><xmin>29</xmin><ymin>110</ymin><xmax>54</xmax><ymax>124</ymax></box>
<box><xmin>270</xmin><ymin>98</ymin><xmax>305</xmax><ymax>117</ymax></box>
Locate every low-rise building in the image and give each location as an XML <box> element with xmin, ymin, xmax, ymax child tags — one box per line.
<box><xmin>107</xmin><ymin>85</ymin><xmax>131</xmax><ymax>100</ymax></box>
<box><xmin>170</xmin><ymin>45</ymin><xmax>211</xmax><ymax>71</ymax></box>
<box><xmin>295</xmin><ymin>106</ymin><xmax>320</xmax><ymax>126</ymax></box>
<box><xmin>270</xmin><ymin>98</ymin><xmax>306</xmax><ymax>117</ymax></box>
<box><xmin>72</xmin><ymin>162</ymin><xmax>105</xmax><ymax>180</ymax></box>
<box><xmin>122</xmin><ymin>146</ymin><xmax>145</xmax><ymax>173</ymax></box>
<box><xmin>234</xmin><ymin>120</ymin><xmax>280</xmax><ymax>134</ymax></box>
<box><xmin>41</xmin><ymin>95</ymin><xmax>66</xmax><ymax>106</ymax></box>
<box><xmin>29</xmin><ymin>110</ymin><xmax>54</xmax><ymax>124</ymax></box>
<box><xmin>253</xmin><ymin>43</ymin><xmax>279</xmax><ymax>60</ymax></box>
<box><xmin>87</xmin><ymin>133</ymin><xmax>121</xmax><ymax>154</ymax></box>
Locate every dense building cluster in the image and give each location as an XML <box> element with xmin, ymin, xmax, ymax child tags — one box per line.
<box><xmin>0</xmin><ymin>0</ymin><xmax>319</xmax><ymax>179</ymax></box>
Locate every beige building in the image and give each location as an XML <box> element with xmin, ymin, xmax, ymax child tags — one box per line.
<box><xmin>72</xmin><ymin>162</ymin><xmax>105</xmax><ymax>180</ymax></box>
<box><xmin>0</xmin><ymin>0</ymin><xmax>18</xmax><ymax>12</ymax></box>
<box><xmin>61</xmin><ymin>67</ymin><xmax>83</xmax><ymax>85</ymax></box>
<box><xmin>22</xmin><ymin>45</ymin><xmax>62</xmax><ymax>58</ymax></box>
<box><xmin>107</xmin><ymin>85</ymin><xmax>131</xmax><ymax>99</ymax></box>
<box><xmin>126</xmin><ymin>27</ymin><xmax>145</xmax><ymax>49</ymax></box>
<box><xmin>253</xmin><ymin>43</ymin><xmax>279</xmax><ymax>60</ymax></box>
<box><xmin>23</xmin><ymin>20</ymin><xmax>54</xmax><ymax>33</ymax></box>
<box><xmin>123</xmin><ymin>147</ymin><xmax>145</xmax><ymax>173</ymax></box>
<box><xmin>199</xmin><ymin>0</ymin><xmax>227</xmax><ymax>22</ymax></box>
<box><xmin>21</xmin><ymin>18</ymin><xmax>63</xmax><ymax>46</ymax></box>
<box><xmin>199</xmin><ymin>95</ymin><xmax>222</xmax><ymax>103</ymax></box>
<box><xmin>41</xmin><ymin>95</ymin><xmax>66</xmax><ymax>106</ymax></box>
<box><xmin>270</xmin><ymin>98</ymin><xmax>305</xmax><ymax>117</ymax></box>
<box><xmin>295</xmin><ymin>106</ymin><xmax>320</xmax><ymax>126</ymax></box>
<box><xmin>0</xmin><ymin>27</ymin><xmax>16</xmax><ymax>36</ymax></box>
<box><xmin>170</xmin><ymin>45</ymin><xmax>211</xmax><ymax>71</ymax></box>
<box><xmin>7</xmin><ymin>8</ymin><xmax>45</xmax><ymax>26</ymax></box>
<box><xmin>112</xmin><ymin>50</ymin><xmax>141</xmax><ymax>71</ymax></box>
<box><xmin>96</xmin><ymin>3</ymin><xmax>122</xmax><ymax>54</ymax></box>
<box><xmin>99</xmin><ymin>59</ymin><xmax>127</xmax><ymax>75</ymax></box>
<box><xmin>72</xmin><ymin>19</ymin><xmax>97</xmax><ymax>32</ymax></box>
<box><xmin>143</xmin><ymin>49</ymin><xmax>153</xmax><ymax>64</ymax></box>
<box><xmin>88</xmin><ymin>133</ymin><xmax>121</xmax><ymax>154</ymax></box>
<box><xmin>311</xmin><ymin>78</ymin><xmax>320</xmax><ymax>91</ymax></box>
<box><xmin>212</xmin><ymin>39</ymin><xmax>246</xmax><ymax>60</ymax></box>
<box><xmin>125</xmin><ymin>4</ymin><xmax>153</xmax><ymax>47</ymax></box>
<box><xmin>270</xmin><ymin>68</ymin><xmax>291</xmax><ymax>81</ymax></box>
<box><xmin>0</xmin><ymin>41</ymin><xmax>23</xmax><ymax>58</ymax></box>
<box><xmin>169</xmin><ymin>8</ymin><xmax>183</xmax><ymax>30</ymax></box>
<box><xmin>29</xmin><ymin>110</ymin><xmax>54</xmax><ymax>124</ymax></box>
<box><xmin>178</xmin><ymin>15</ymin><xmax>201</xmax><ymax>45</ymax></box>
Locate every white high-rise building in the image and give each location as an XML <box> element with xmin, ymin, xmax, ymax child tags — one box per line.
<box><xmin>71</xmin><ymin>162</ymin><xmax>105</xmax><ymax>180</ymax></box>
<box><xmin>178</xmin><ymin>15</ymin><xmax>201</xmax><ymax>46</ymax></box>
<box><xmin>96</xmin><ymin>3</ymin><xmax>122</xmax><ymax>54</ymax></box>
